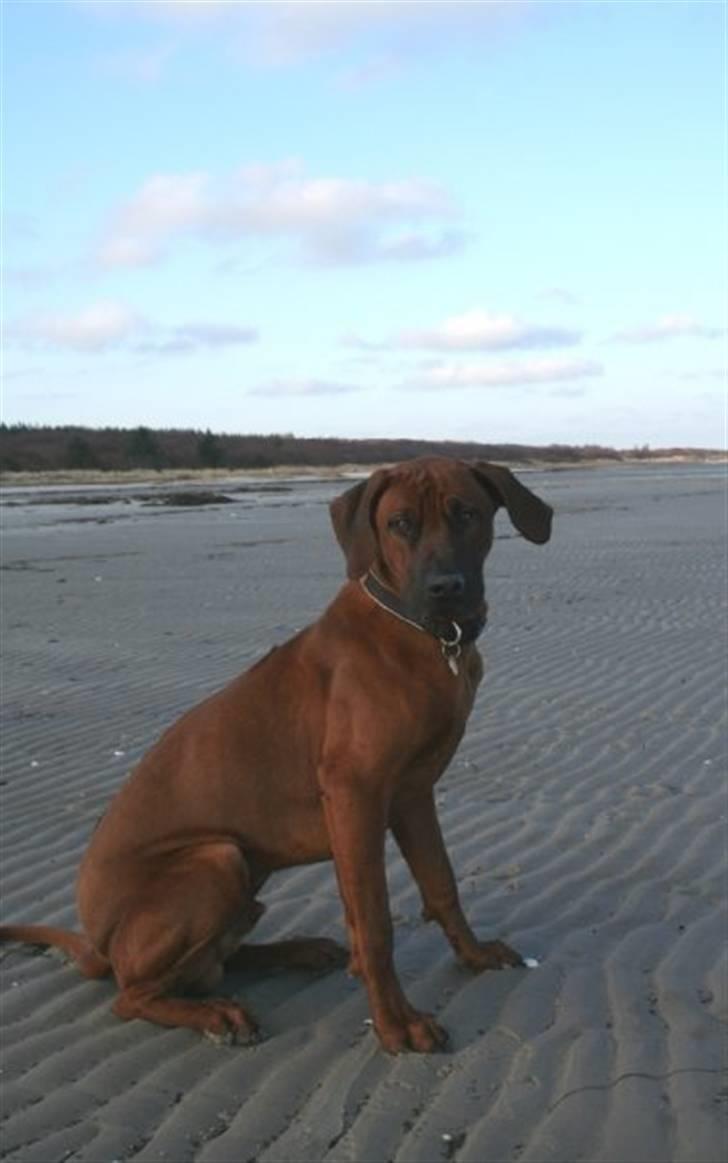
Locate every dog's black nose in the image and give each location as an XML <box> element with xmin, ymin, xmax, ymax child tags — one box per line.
<box><xmin>427</xmin><ymin>572</ymin><xmax>466</xmax><ymax>600</ymax></box>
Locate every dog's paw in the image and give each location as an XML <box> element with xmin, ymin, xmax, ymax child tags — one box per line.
<box><xmin>202</xmin><ymin>998</ymin><xmax>259</xmax><ymax>1045</ymax></box>
<box><xmin>461</xmin><ymin>939</ymin><xmax>525</xmax><ymax>972</ymax></box>
<box><xmin>374</xmin><ymin>1010</ymin><xmax>449</xmax><ymax>1054</ymax></box>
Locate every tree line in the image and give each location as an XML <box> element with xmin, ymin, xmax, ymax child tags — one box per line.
<box><xmin>0</xmin><ymin>424</ymin><xmax>717</xmax><ymax>474</ymax></box>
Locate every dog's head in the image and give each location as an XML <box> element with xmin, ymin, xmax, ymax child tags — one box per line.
<box><xmin>330</xmin><ymin>457</ymin><xmax>552</xmax><ymax>639</ymax></box>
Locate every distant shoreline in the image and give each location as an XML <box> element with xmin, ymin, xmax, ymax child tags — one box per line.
<box><xmin>1</xmin><ymin>453</ymin><xmax>725</xmax><ymax>490</ymax></box>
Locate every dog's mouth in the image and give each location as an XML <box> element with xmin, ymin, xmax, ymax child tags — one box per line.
<box><xmin>368</xmin><ymin>570</ymin><xmax>487</xmax><ymax>645</ymax></box>
<box><xmin>421</xmin><ymin>601</ymin><xmax>488</xmax><ymax>644</ymax></box>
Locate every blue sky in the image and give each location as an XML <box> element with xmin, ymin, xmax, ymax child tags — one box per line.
<box><xmin>2</xmin><ymin>0</ymin><xmax>725</xmax><ymax>448</ymax></box>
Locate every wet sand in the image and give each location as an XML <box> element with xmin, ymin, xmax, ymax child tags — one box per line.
<box><xmin>1</xmin><ymin>464</ymin><xmax>726</xmax><ymax>1162</ymax></box>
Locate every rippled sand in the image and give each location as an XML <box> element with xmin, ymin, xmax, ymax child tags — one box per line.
<box><xmin>1</xmin><ymin>465</ymin><xmax>725</xmax><ymax>1163</ymax></box>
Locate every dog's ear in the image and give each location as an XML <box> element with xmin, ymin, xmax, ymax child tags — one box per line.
<box><xmin>330</xmin><ymin>469</ymin><xmax>391</xmax><ymax>578</ymax></box>
<box><xmin>469</xmin><ymin>461</ymin><xmax>553</xmax><ymax>544</ymax></box>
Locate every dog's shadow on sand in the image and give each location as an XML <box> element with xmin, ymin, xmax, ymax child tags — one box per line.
<box><xmin>221</xmin><ymin>947</ymin><xmax>531</xmax><ymax>1054</ymax></box>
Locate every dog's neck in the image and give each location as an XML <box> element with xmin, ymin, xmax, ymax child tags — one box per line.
<box><xmin>360</xmin><ymin>570</ymin><xmax>486</xmax><ymax>659</ymax></box>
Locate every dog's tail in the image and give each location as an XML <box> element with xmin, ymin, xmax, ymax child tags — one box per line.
<box><xmin>0</xmin><ymin>924</ymin><xmax>111</xmax><ymax>978</ymax></box>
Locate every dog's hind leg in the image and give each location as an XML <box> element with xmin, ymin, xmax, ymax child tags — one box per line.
<box><xmin>108</xmin><ymin>842</ymin><xmax>260</xmax><ymax>1041</ymax></box>
<box><xmin>226</xmin><ymin>937</ymin><xmax>348</xmax><ymax>972</ymax></box>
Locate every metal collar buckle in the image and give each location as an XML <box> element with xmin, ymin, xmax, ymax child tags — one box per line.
<box><xmin>439</xmin><ymin>622</ymin><xmax>463</xmax><ymax>676</ymax></box>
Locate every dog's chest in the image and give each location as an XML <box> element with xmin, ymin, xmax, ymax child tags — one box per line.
<box><xmin>397</xmin><ymin>663</ymin><xmax>481</xmax><ymax>791</ymax></box>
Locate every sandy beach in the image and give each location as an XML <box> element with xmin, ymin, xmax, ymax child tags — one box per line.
<box><xmin>1</xmin><ymin>463</ymin><xmax>726</xmax><ymax>1163</ymax></box>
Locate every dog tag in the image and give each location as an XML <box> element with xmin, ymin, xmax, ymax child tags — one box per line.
<box><xmin>441</xmin><ymin>622</ymin><xmax>463</xmax><ymax>677</ymax></box>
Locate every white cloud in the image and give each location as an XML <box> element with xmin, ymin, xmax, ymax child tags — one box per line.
<box><xmin>98</xmin><ymin>235</ymin><xmax>165</xmax><ymax>269</ymax></box>
<box><xmin>98</xmin><ymin>172</ymin><xmax>208</xmax><ymax>266</ymax></box>
<box><xmin>76</xmin><ymin>0</ymin><xmax>229</xmax><ymax>23</ymax></box>
<box><xmin>155</xmin><ymin>0</ymin><xmax>228</xmax><ymax>14</ymax></box>
<box><xmin>336</xmin><ymin>52</ymin><xmax>404</xmax><ymax>91</ymax></box>
<box><xmin>2</xmin><ymin>263</ymin><xmax>61</xmax><ymax>289</ymax></box>
<box><xmin>612</xmin><ymin>314</ymin><xmax>723</xmax><ymax>343</ymax></box>
<box><xmin>250</xmin><ymin>378</ymin><xmax>362</xmax><ymax>397</ymax></box>
<box><xmin>135</xmin><ymin>322</ymin><xmax>259</xmax><ymax>355</ymax></box>
<box><xmin>677</xmin><ymin>368</ymin><xmax>726</xmax><ymax>383</ymax></box>
<box><xmin>401</xmin><ymin>357</ymin><xmax>603</xmax><ymax>390</ymax></box>
<box><xmin>374</xmin><ymin>230</ymin><xmax>469</xmax><ymax>263</ymax></box>
<box><xmin>10</xmin><ymin>301</ymin><xmax>258</xmax><ymax>355</ymax></box>
<box><xmin>95</xmin><ymin>43</ymin><xmax>175</xmax><ymax>84</ymax></box>
<box><xmin>13</xmin><ymin>301</ymin><xmax>141</xmax><ymax>352</ymax></box>
<box><xmin>346</xmin><ymin>307</ymin><xmax>581</xmax><ymax>352</ymax></box>
<box><xmin>539</xmin><ymin>286</ymin><xmax>581</xmax><ymax>306</ymax></box>
<box><xmin>97</xmin><ymin>160</ymin><xmax>463</xmax><ymax>268</ymax></box>
<box><xmin>78</xmin><ymin>2</ymin><xmax>526</xmax><ymax>67</ymax></box>
<box><xmin>3</xmin><ymin>211</ymin><xmax>40</xmax><ymax>241</ymax></box>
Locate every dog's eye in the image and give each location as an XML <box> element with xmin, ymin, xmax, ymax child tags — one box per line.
<box><xmin>454</xmin><ymin>506</ymin><xmax>479</xmax><ymax>527</ymax></box>
<box><xmin>388</xmin><ymin>513</ymin><xmax>416</xmax><ymax>538</ymax></box>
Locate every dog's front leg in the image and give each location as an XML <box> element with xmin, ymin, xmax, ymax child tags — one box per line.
<box><xmin>319</xmin><ymin>777</ymin><xmax>447</xmax><ymax>1053</ymax></box>
<box><xmin>391</xmin><ymin>791</ymin><xmax>524</xmax><ymax>971</ymax></box>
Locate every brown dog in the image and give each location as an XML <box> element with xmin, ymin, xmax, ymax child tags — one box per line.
<box><xmin>0</xmin><ymin>457</ymin><xmax>552</xmax><ymax>1053</ymax></box>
